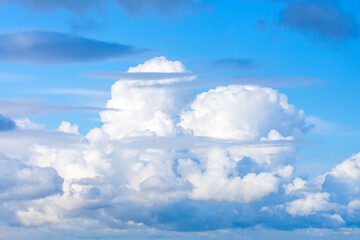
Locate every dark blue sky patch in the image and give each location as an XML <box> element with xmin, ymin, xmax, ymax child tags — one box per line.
<box><xmin>212</xmin><ymin>58</ymin><xmax>256</xmax><ymax>71</ymax></box>
<box><xmin>0</xmin><ymin>114</ymin><xmax>16</xmax><ymax>131</ymax></box>
<box><xmin>280</xmin><ymin>1</ymin><xmax>358</xmax><ymax>39</ymax></box>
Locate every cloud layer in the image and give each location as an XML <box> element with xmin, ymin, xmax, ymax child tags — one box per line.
<box><xmin>0</xmin><ymin>57</ymin><xmax>359</xmax><ymax>236</ymax></box>
<box><xmin>0</xmin><ymin>31</ymin><xmax>142</xmax><ymax>64</ymax></box>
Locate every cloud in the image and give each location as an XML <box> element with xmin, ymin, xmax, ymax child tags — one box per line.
<box><xmin>1</xmin><ymin>56</ymin><xmax>360</xmax><ymax>235</ymax></box>
<box><xmin>0</xmin><ymin>114</ymin><xmax>16</xmax><ymax>131</ymax></box>
<box><xmin>0</xmin><ymin>57</ymin><xmax>302</xmax><ymax>230</ymax></box>
<box><xmin>128</xmin><ymin>56</ymin><xmax>188</xmax><ymax>73</ymax></box>
<box><xmin>321</xmin><ymin>153</ymin><xmax>360</xmax><ymax>204</ymax></box>
<box><xmin>0</xmin><ymin>31</ymin><xmax>143</xmax><ymax>64</ymax></box>
<box><xmin>100</xmin><ymin>56</ymin><xmax>195</xmax><ymax>139</ymax></box>
<box><xmin>328</xmin><ymin>153</ymin><xmax>360</xmax><ymax>180</ymax></box>
<box><xmin>153</xmin><ymin>75</ymin><xmax>326</xmax><ymax>90</ymax></box>
<box><xmin>285</xmin><ymin>192</ymin><xmax>331</xmax><ymax>216</ymax></box>
<box><xmin>15</xmin><ymin>118</ymin><xmax>45</xmax><ymax>130</ymax></box>
<box><xmin>280</xmin><ymin>1</ymin><xmax>358</xmax><ymax>39</ymax></box>
<box><xmin>57</xmin><ymin>121</ymin><xmax>80</xmax><ymax>135</ymax></box>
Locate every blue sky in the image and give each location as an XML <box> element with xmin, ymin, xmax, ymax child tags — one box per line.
<box><xmin>1</xmin><ymin>0</ymin><xmax>360</xmax><ymax>239</ymax></box>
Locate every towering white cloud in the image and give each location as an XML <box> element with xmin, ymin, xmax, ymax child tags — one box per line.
<box><xmin>100</xmin><ymin>56</ymin><xmax>194</xmax><ymax>139</ymax></box>
<box><xmin>180</xmin><ymin>85</ymin><xmax>305</xmax><ymax>140</ymax></box>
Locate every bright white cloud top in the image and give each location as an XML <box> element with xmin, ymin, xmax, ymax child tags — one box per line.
<box><xmin>1</xmin><ymin>57</ymin><xmax>360</xmax><ymax>236</ymax></box>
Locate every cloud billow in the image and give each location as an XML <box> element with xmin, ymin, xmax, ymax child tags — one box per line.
<box><xmin>0</xmin><ymin>157</ymin><xmax>63</xmax><ymax>201</ymax></box>
<box><xmin>0</xmin><ymin>31</ymin><xmax>143</xmax><ymax>64</ymax></box>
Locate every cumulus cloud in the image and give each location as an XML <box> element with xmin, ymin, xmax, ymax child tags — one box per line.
<box><xmin>0</xmin><ymin>31</ymin><xmax>143</xmax><ymax>64</ymax></box>
<box><xmin>280</xmin><ymin>1</ymin><xmax>358</xmax><ymax>39</ymax></box>
<box><xmin>177</xmin><ymin>148</ymin><xmax>280</xmax><ymax>203</ymax></box>
<box><xmin>14</xmin><ymin>118</ymin><xmax>45</xmax><ymax>130</ymax></box>
<box><xmin>100</xmin><ymin>56</ymin><xmax>195</xmax><ymax>139</ymax></box>
<box><xmin>285</xmin><ymin>192</ymin><xmax>331</xmax><ymax>216</ymax></box>
<box><xmin>1</xmin><ymin>56</ymin><xmax>360</xmax><ymax>234</ymax></box>
<box><xmin>328</xmin><ymin>153</ymin><xmax>360</xmax><ymax>180</ymax></box>
<box><xmin>128</xmin><ymin>56</ymin><xmax>187</xmax><ymax>73</ymax></box>
<box><xmin>284</xmin><ymin>177</ymin><xmax>306</xmax><ymax>194</ymax></box>
<box><xmin>57</xmin><ymin>121</ymin><xmax>79</xmax><ymax>135</ymax></box>
<box><xmin>321</xmin><ymin>153</ymin><xmax>360</xmax><ymax>204</ymax></box>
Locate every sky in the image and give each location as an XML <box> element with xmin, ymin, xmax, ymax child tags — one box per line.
<box><xmin>0</xmin><ymin>0</ymin><xmax>360</xmax><ymax>239</ymax></box>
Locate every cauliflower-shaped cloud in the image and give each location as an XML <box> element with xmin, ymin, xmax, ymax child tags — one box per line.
<box><xmin>1</xmin><ymin>56</ymin><xmax>360</xmax><ymax>235</ymax></box>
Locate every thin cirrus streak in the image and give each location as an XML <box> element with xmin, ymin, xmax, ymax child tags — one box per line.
<box><xmin>0</xmin><ymin>31</ymin><xmax>145</xmax><ymax>64</ymax></box>
<box><xmin>0</xmin><ymin>99</ymin><xmax>119</xmax><ymax>117</ymax></box>
<box><xmin>84</xmin><ymin>71</ymin><xmax>196</xmax><ymax>81</ymax></box>
<box><xmin>31</xmin><ymin>88</ymin><xmax>109</xmax><ymax>97</ymax></box>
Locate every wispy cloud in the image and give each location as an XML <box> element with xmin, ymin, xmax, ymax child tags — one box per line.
<box><xmin>84</xmin><ymin>71</ymin><xmax>196</xmax><ymax>81</ymax></box>
<box><xmin>0</xmin><ymin>98</ymin><xmax>118</xmax><ymax>117</ymax></box>
<box><xmin>32</xmin><ymin>88</ymin><xmax>109</xmax><ymax>97</ymax></box>
<box><xmin>0</xmin><ymin>73</ymin><xmax>34</xmax><ymax>82</ymax></box>
<box><xmin>0</xmin><ymin>31</ymin><xmax>144</xmax><ymax>64</ymax></box>
<box><xmin>154</xmin><ymin>75</ymin><xmax>326</xmax><ymax>89</ymax></box>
